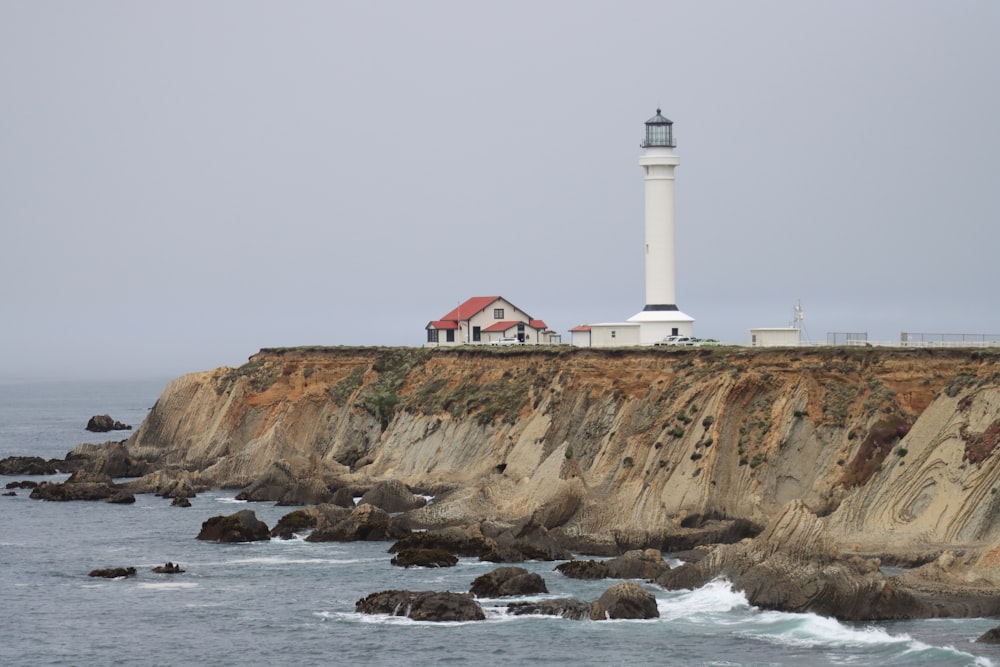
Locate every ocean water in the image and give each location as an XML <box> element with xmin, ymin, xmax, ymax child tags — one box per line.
<box><xmin>1</xmin><ymin>379</ymin><xmax>998</xmax><ymax>666</ymax></box>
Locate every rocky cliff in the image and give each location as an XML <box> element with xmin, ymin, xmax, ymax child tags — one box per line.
<box><xmin>126</xmin><ymin>345</ymin><xmax>1000</xmax><ymax>557</ymax></box>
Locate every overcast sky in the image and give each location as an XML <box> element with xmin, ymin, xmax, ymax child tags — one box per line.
<box><xmin>2</xmin><ymin>1</ymin><xmax>998</xmax><ymax>381</ymax></box>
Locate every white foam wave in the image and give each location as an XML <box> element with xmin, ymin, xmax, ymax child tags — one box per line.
<box><xmin>315</xmin><ymin>610</ymin><xmax>490</xmax><ymax>627</ymax></box>
<box><xmin>213</xmin><ymin>496</ymin><xmax>247</xmax><ymax>504</ymax></box>
<box><xmin>658</xmin><ymin>579</ymin><xmax>750</xmax><ymax>620</ymax></box>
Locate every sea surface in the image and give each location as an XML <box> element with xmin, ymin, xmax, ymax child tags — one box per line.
<box><xmin>1</xmin><ymin>378</ymin><xmax>998</xmax><ymax>666</ymax></box>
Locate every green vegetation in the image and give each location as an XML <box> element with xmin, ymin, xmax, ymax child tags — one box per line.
<box><xmin>214</xmin><ymin>358</ymin><xmax>280</xmax><ymax>395</ymax></box>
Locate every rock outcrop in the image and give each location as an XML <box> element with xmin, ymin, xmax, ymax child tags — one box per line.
<box><xmin>590</xmin><ymin>582</ymin><xmax>659</xmax><ymax>620</ymax></box>
<box><xmin>469</xmin><ymin>566</ymin><xmax>548</xmax><ymax>597</ymax></box>
<box><xmin>103</xmin><ymin>346</ymin><xmax>1000</xmax><ymax>615</ymax></box>
<box><xmin>196</xmin><ymin>509</ymin><xmax>270</xmax><ymax>543</ymax></box>
<box><xmin>358</xmin><ymin>479</ymin><xmax>426</xmax><ymax>513</ymax></box>
<box><xmin>305</xmin><ymin>503</ymin><xmax>407</xmax><ymax>542</ymax></box>
<box><xmin>355</xmin><ymin>590</ymin><xmax>485</xmax><ymax>622</ymax></box>
<box><xmin>86</xmin><ymin>414</ymin><xmax>132</xmax><ymax>432</ymax></box>
<box><xmin>390</xmin><ymin>548</ymin><xmax>458</xmax><ymax>568</ymax></box>
<box><xmin>29</xmin><ymin>471</ymin><xmax>122</xmax><ymax>502</ymax></box>
<box><xmin>89</xmin><ymin>567</ymin><xmax>136</xmax><ymax>578</ymax></box>
<box><xmin>556</xmin><ymin>549</ymin><xmax>670</xmax><ymax>580</ymax></box>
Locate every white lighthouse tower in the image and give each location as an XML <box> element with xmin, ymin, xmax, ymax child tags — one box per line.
<box><xmin>627</xmin><ymin>109</ymin><xmax>694</xmax><ymax>343</ymax></box>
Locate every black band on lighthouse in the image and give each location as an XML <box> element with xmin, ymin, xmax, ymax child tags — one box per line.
<box><xmin>643</xmin><ymin>304</ymin><xmax>680</xmax><ymax>312</ymax></box>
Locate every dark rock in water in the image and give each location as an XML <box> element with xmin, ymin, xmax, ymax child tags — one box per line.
<box><xmin>556</xmin><ymin>559</ymin><xmax>610</xmax><ymax>579</ymax></box>
<box><xmin>152</xmin><ymin>562</ymin><xmax>184</xmax><ymax>574</ymax></box>
<box><xmin>507</xmin><ymin>598</ymin><xmax>594</xmax><ymax>620</ymax></box>
<box><xmin>171</xmin><ymin>496</ymin><xmax>192</xmax><ymax>508</ymax></box>
<box><xmin>236</xmin><ymin>462</ymin><xmax>332</xmax><ymax>506</ymax></box>
<box><xmin>2</xmin><ymin>491</ymin><xmax>15</xmax><ymax>496</ymax></box>
<box><xmin>0</xmin><ymin>456</ymin><xmax>58</xmax><ymax>476</ymax></box>
<box><xmin>390</xmin><ymin>548</ymin><xmax>458</xmax><ymax>568</ymax></box>
<box><xmin>470</xmin><ymin>566</ymin><xmax>548</xmax><ymax>598</ymax></box>
<box><xmin>389</xmin><ymin>526</ymin><xmax>493</xmax><ymax>558</ymax></box>
<box><xmin>29</xmin><ymin>470</ymin><xmax>120</xmax><ymax>501</ymax></box>
<box><xmin>359</xmin><ymin>479</ymin><xmax>427</xmax><ymax>513</ymax></box>
<box><xmin>305</xmin><ymin>504</ymin><xmax>408</xmax><ymax>542</ymax></box>
<box><xmin>6</xmin><ymin>480</ymin><xmax>39</xmax><ymax>489</ymax></box>
<box><xmin>196</xmin><ymin>509</ymin><xmax>270</xmax><ymax>543</ymax></box>
<box><xmin>89</xmin><ymin>566</ymin><xmax>137</xmax><ymax>579</ymax></box>
<box><xmin>271</xmin><ymin>508</ymin><xmax>318</xmax><ymax>539</ymax></box>
<box><xmin>482</xmin><ymin>519</ymin><xmax>572</xmax><ymax>562</ymax></box>
<box><xmin>558</xmin><ymin>549</ymin><xmax>670</xmax><ymax>580</ymax></box>
<box><xmin>591</xmin><ymin>582</ymin><xmax>659</xmax><ymax>620</ymax></box>
<box><xmin>86</xmin><ymin>414</ymin><xmax>132</xmax><ymax>432</ymax></box>
<box><xmin>355</xmin><ymin>590</ymin><xmax>485</xmax><ymax>622</ymax></box>
<box><xmin>106</xmin><ymin>490</ymin><xmax>136</xmax><ymax>504</ymax></box>
<box><xmin>977</xmin><ymin>626</ymin><xmax>1000</xmax><ymax>644</ymax></box>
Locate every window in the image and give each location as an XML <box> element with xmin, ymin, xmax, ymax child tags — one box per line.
<box><xmin>446</xmin><ymin>330</ymin><xmax>455</xmax><ymax>343</ymax></box>
<box><xmin>427</xmin><ymin>330</ymin><xmax>439</xmax><ymax>343</ymax></box>
<box><xmin>611</xmin><ymin>330</ymin><xmax>616</xmax><ymax>338</ymax></box>
<box><xmin>671</xmin><ymin>327</ymin><xmax>679</xmax><ymax>336</ymax></box>
<box><xmin>494</xmin><ymin>308</ymin><xmax>504</xmax><ymax>319</ymax></box>
<box><xmin>472</xmin><ymin>326</ymin><xmax>481</xmax><ymax>342</ymax></box>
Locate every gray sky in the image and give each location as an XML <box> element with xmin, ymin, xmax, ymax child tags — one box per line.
<box><xmin>2</xmin><ymin>1</ymin><xmax>998</xmax><ymax>381</ymax></box>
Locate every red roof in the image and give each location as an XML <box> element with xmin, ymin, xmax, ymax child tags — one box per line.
<box><xmin>439</xmin><ymin>296</ymin><xmax>502</xmax><ymax>322</ymax></box>
<box><xmin>529</xmin><ymin>319</ymin><xmax>547</xmax><ymax>329</ymax></box>
<box><xmin>569</xmin><ymin>325</ymin><xmax>592</xmax><ymax>332</ymax></box>
<box><xmin>427</xmin><ymin>320</ymin><xmax>459</xmax><ymax>330</ymax></box>
<box><xmin>483</xmin><ymin>320</ymin><xmax>545</xmax><ymax>333</ymax></box>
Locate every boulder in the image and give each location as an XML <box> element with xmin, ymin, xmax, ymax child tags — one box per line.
<box><xmin>196</xmin><ymin>509</ymin><xmax>270</xmax><ymax>543</ymax></box>
<box><xmin>355</xmin><ymin>590</ymin><xmax>485</xmax><ymax>622</ymax></box>
<box><xmin>171</xmin><ymin>496</ymin><xmax>192</xmax><ymax>508</ymax></box>
<box><xmin>591</xmin><ymin>582</ymin><xmax>659</xmax><ymax>620</ymax></box>
<box><xmin>152</xmin><ymin>562</ymin><xmax>184</xmax><ymax>574</ymax></box>
<box><xmin>277</xmin><ymin>477</ymin><xmax>333</xmax><ymax>506</ymax></box>
<box><xmin>483</xmin><ymin>519</ymin><xmax>572</xmax><ymax>562</ymax></box>
<box><xmin>86</xmin><ymin>414</ymin><xmax>131</xmax><ymax>432</ymax></box>
<box><xmin>469</xmin><ymin>566</ymin><xmax>548</xmax><ymax>598</ymax></box>
<box><xmin>6</xmin><ymin>480</ymin><xmax>39</xmax><ymax>489</ymax></box>
<box><xmin>390</xmin><ymin>548</ymin><xmax>458</xmax><ymax>568</ymax></box>
<box><xmin>2</xmin><ymin>491</ymin><xmax>15</xmax><ymax>496</ymax></box>
<box><xmin>507</xmin><ymin>598</ymin><xmax>594</xmax><ymax>620</ymax></box>
<box><xmin>359</xmin><ymin>479</ymin><xmax>427</xmax><ymax>513</ymax></box>
<box><xmin>105</xmin><ymin>490</ymin><xmax>136</xmax><ymax>504</ymax></box>
<box><xmin>89</xmin><ymin>566</ymin><xmax>136</xmax><ymax>578</ymax></box>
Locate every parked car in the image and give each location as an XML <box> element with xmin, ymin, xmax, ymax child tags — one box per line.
<box><xmin>492</xmin><ymin>337</ymin><xmax>522</xmax><ymax>346</ymax></box>
<box><xmin>693</xmin><ymin>338</ymin><xmax>721</xmax><ymax>346</ymax></box>
<box><xmin>654</xmin><ymin>336</ymin><xmax>695</xmax><ymax>346</ymax></box>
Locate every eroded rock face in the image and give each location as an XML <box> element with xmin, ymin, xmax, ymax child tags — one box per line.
<box><xmin>355</xmin><ymin>590</ymin><xmax>485</xmax><ymax>622</ymax></box>
<box><xmin>196</xmin><ymin>509</ymin><xmax>270</xmax><ymax>543</ymax></box>
<box><xmin>359</xmin><ymin>479</ymin><xmax>427</xmax><ymax>513</ymax></box>
<box><xmin>469</xmin><ymin>567</ymin><xmax>548</xmax><ymax>598</ymax></box>
<box><xmin>590</xmin><ymin>582</ymin><xmax>659</xmax><ymax>620</ymax></box>
<box><xmin>271</xmin><ymin>508</ymin><xmax>318</xmax><ymax>540</ymax></box>
<box><xmin>653</xmin><ymin>501</ymin><xmax>975</xmax><ymax>621</ymax></box>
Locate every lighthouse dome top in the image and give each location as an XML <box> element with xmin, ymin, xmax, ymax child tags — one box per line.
<box><xmin>642</xmin><ymin>108</ymin><xmax>675</xmax><ymax>148</ymax></box>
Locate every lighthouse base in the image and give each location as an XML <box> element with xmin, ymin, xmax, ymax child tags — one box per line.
<box><xmin>627</xmin><ymin>307</ymin><xmax>695</xmax><ymax>345</ymax></box>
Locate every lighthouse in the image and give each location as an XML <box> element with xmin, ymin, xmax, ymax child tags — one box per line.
<box><xmin>627</xmin><ymin>109</ymin><xmax>694</xmax><ymax>343</ymax></box>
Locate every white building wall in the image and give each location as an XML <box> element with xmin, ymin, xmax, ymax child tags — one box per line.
<box><xmin>749</xmin><ymin>328</ymin><xmax>801</xmax><ymax>347</ymax></box>
<box><xmin>589</xmin><ymin>323</ymin><xmax>641</xmax><ymax>347</ymax></box>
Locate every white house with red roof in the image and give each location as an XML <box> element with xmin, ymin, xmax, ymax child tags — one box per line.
<box><xmin>425</xmin><ymin>296</ymin><xmax>561</xmax><ymax>347</ymax></box>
